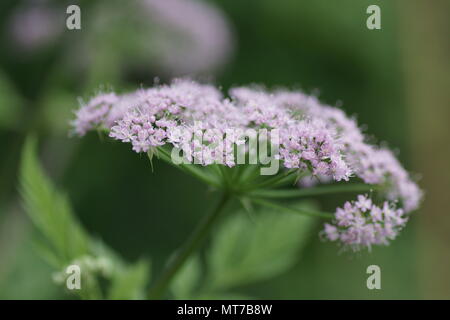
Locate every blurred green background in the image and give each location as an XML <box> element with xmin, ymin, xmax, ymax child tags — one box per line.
<box><xmin>0</xmin><ymin>0</ymin><xmax>449</xmax><ymax>299</ymax></box>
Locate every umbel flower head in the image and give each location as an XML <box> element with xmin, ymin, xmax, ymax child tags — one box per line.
<box><xmin>72</xmin><ymin>79</ymin><xmax>422</xmax><ymax>251</ymax></box>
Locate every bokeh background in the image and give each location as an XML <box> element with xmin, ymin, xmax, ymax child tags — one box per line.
<box><xmin>0</xmin><ymin>0</ymin><xmax>449</xmax><ymax>299</ymax></box>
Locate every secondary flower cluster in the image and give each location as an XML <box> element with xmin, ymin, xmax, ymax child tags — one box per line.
<box><xmin>72</xmin><ymin>79</ymin><xmax>422</xmax><ymax>251</ymax></box>
<box><xmin>323</xmin><ymin>195</ymin><xmax>408</xmax><ymax>251</ymax></box>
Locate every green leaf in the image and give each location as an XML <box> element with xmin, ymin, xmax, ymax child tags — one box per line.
<box><xmin>19</xmin><ymin>136</ymin><xmax>90</xmax><ymax>267</ymax></box>
<box><xmin>170</xmin><ymin>256</ymin><xmax>201</xmax><ymax>299</ymax></box>
<box><xmin>19</xmin><ymin>136</ymin><xmax>152</xmax><ymax>300</ymax></box>
<box><xmin>108</xmin><ymin>259</ymin><xmax>150</xmax><ymax>300</ymax></box>
<box><xmin>206</xmin><ymin>202</ymin><xmax>318</xmax><ymax>292</ymax></box>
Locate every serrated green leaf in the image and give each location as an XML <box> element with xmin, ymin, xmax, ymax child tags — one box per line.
<box><xmin>19</xmin><ymin>136</ymin><xmax>90</xmax><ymax>267</ymax></box>
<box><xmin>19</xmin><ymin>136</ymin><xmax>152</xmax><ymax>300</ymax></box>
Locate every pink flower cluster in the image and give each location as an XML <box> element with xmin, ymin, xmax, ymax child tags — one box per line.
<box><xmin>233</xmin><ymin>87</ymin><xmax>422</xmax><ymax>212</ymax></box>
<box><xmin>72</xmin><ymin>79</ymin><xmax>422</xmax><ymax>250</ymax></box>
<box><xmin>72</xmin><ymin>93</ymin><xmax>119</xmax><ymax>136</ymax></box>
<box><xmin>323</xmin><ymin>195</ymin><xmax>408</xmax><ymax>251</ymax></box>
<box><xmin>278</xmin><ymin>119</ymin><xmax>350</xmax><ymax>181</ymax></box>
<box><xmin>74</xmin><ymin>80</ymin><xmax>351</xmax><ymax>177</ymax></box>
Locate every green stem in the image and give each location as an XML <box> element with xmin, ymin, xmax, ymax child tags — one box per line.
<box><xmin>249</xmin><ymin>183</ymin><xmax>376</xmax><ymax>199</ymax></box>
<box><xmin>218</xmin><ymin>165</ymin><xmax>231</xmax><ymax>187</ymax></box>
<box><xmin>243</xmin><ymin>169</ymin><xmax>298</xmax><ymax>191</ymax></box>
<box><xmin>251</xmin><ymin>197</ymin><xmax>333</xmax><ymax>219</ymax></box>
<box><xmin>148</xmin><ymin>193</ymin><xmax>231</xmax><ymax>299</ymax></box>
<box><xmin>238</xmin><ymin>164</ymin><xmax>262</xmax><ymax>185</ymax></box>
<box><xmin>155</xmin><ymin>147</ymin><xmax>220</xmax><ymax>188</ymax></box>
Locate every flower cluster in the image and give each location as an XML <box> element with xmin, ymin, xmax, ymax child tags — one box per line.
<box><xmin>72</xmin><ymin>79</ymin><xmax>422</xmax><ymax>251</ymax></box>
<box><xmin>276</xmin><ymin>91</ymin><xmax>422</xmax><ymax>212</ymax></box>
<box><xmin>74</xmin><ymin>80</ymin><xmax>351</xmax><ymax>176</ymax></box>
<box><xmin>72</xmin><ymin>93</ymin><xmax>119</xmax><ymax>136</ymax></box>
<box><xmin>108</xmin><ymin>81</ymin><xmax>243</xmax><ymax>164</ymax></box>
<box><xmin>278</xmin><ymin>119</ymin><xmax>350</xmax><ymax>181</ymax></box>
<box><xmin>323</xmin><ymin>195</ymin><xmax>408</xmax><ymax>251</ymax></box>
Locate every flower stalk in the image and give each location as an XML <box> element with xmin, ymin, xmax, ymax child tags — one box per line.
<box><xmin>249</xmin><ymin>183</ymin><xmax>376</xmax><ymax>199</ymax></box>
<box><xmin>250</xmin><ymin>197</ymin><xmax>333</xmax><ymax>219</ymax></box>
<box><xmin>148</xmin><ymin>192</ymin><xmax>231</xmax><ymax>299</ymax></box>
